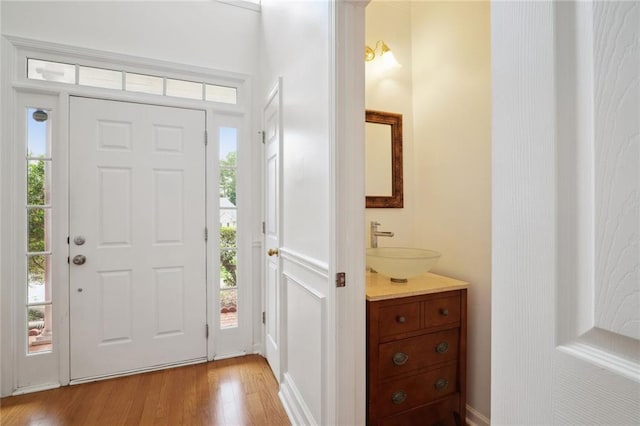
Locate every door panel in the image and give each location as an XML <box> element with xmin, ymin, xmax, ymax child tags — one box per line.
<box><xmin>264</xmin><ymin>80</ymin><xmax>282</xmax><ymax>380</ymax></box>
<box><xmin>69</xmin><ymin>97</ymin><xmax>206</xmax><ymax>380</ymax></box>
<box><xmin>492</xmin><ymin>2</ymin><xmax>639</xmax><ymax>424</ymax></box>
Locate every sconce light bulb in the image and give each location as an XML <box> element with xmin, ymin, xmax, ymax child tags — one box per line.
<box><xmin>365</xmin><ymin>45</ymin><xmax>375</xmax><ymax>62</ymax></box>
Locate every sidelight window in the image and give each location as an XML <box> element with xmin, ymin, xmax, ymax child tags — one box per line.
<box><xmin>25</xmin><ymin>107</ymin><xmax>53</xmax><ymax>354</ymax></box>
<box><xmin>219</xmin><ymin>127</ymin><xmax>238</xmax><ymax>329</ymax></box>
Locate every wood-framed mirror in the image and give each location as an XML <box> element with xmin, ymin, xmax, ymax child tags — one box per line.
<box><xmin>365</xmin><ymin>110</ymin><xmax>403</xmax><ymax>208</ymax></box>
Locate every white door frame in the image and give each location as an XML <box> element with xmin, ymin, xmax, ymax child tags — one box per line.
<box><xmin>0</xmin><ymin>37</ymin><xmax>251</xmax><ymax>396</ymax></box>
<box><xmin>331</xmin><ymin>2</ymin><xmax>368</xmax><ymax>425</ymax></box>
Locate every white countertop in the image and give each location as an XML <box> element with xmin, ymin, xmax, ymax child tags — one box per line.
<box><xmin>366</xmin><ymin>271</ymin><xmax>469</xmax><ymax>301</ymax></box>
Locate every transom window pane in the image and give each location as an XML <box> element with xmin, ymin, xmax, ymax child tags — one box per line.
<box><xmin>79</xmin><ymin>66</ymin><xmax>122</xmax><ymax>90</ymax></box>
<box><xmin>206</xmin><ymin>84</ymin><xmax>237</xmax><ymax>104</ymax></box>
<box><xmin>166</xmin><ymin>78</ymin><xmax>203</xmax><ymax>100</ymax></box>
<box><xmin>126</xmin><ymin>73</ymin><xmax>163</xmax><ymax>95</ymax></box>
<box><xmin>27</xmin><ymin>58</ymin><xmax>75</xmax><ymax>84</ymax></box>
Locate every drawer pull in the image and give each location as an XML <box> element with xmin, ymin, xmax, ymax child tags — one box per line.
<box><xmin>434</xmin><ymin>378</ymin><xmax>449</xmax><ymax>391</ymax></box>
<box><xmin>439</xmin><ymin>308</ymin><xmax>449</xmax><ymax>316</ymax></box>
<box><xmin>396</xmin><ymin>315</ymin><xmax>406</xmax><ymax>324</ymax></box>
<box><xmin>436</xmin><ymin>342</ymin><xmax>450</xmax><ymax>354</ymax></box>
<box><xmin>392</xmin><ymin>352</ymin><xmax>409</xmax><ymax>366</ymax></box>
<box><xmin>391</xmin><ymin>390</ymin><xmax>407</xmax><ymax>405</ymax></box>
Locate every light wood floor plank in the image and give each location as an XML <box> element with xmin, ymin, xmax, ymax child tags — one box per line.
<box><xmin>0</xmin><ymin>355</ymin><xmax>290</xmax><ymax>426</ymax></box>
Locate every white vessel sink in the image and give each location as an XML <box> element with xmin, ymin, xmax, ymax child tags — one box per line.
<box><xmin>366</xmin><ymin>247</ymin><xmax>441</xmax><ymax>283</ymax></box>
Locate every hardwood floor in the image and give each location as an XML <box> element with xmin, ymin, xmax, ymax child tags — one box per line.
<box><xmin>0</xmin><ymin>355</ymin><xmax>290</xmax><ymax>426</ymax></box>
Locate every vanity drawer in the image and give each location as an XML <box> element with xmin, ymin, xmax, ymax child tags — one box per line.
<box><xmin>376</xmin><ymin>363</ymin><xmax>458</xmax><ymax>418</ymax></box>
<box><xmin>378</xmin><ymin>328</ymin><xmax>459</xmax><ymax>379</ymax></box>
<box><xmin>424</xmin><ymin>293</ymin><xmax>461</xmax><ymax>328</ymax></box>
<box><xmin>378</xmin><ymin>301</ymin><xmax>421</xmax><ymax>338</ymax></box>
<box><xmin>378</xmin><ymin>394</ymin><xmax>461</xmax><ymax>426</ymax></box>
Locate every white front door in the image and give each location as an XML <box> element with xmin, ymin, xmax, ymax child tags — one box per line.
<box><xmin>263</xmin><ymin>80</ymin><xmax>282</xmax><ymax>381</ymax></box>
<box><xmin>69</xmin><ymin>97</ymin><xmax>207</xmax><ymax>381</ymax></box>
<box><xmin>492</xmin><ymin>2</ymin><xmax>639</xmax><ymax>424</ymax></box>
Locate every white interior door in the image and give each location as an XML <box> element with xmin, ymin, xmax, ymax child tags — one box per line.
<box><xmin>263</xmin><ymin>80</ymin><xmax>282</xmax><ymax>381</ymax></box>
<box><xmin>69</xmin><ymin>97</ymin><xmax>207</xmax><ymax>381</ymax></box>
<box><xmin>492</xmin><ymin>2</ymin><xmax>639</xmax><ymax>424</ymax></box>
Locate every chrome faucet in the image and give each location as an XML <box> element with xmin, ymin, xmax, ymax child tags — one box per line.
<box><xmin>370</xmin><ymin>221</ymin><xmax>394</xmax><ymax>248</ymax></box>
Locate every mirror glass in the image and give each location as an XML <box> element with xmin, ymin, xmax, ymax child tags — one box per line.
<box><xmin>365</xmin><ymin>122</ymin><xmax>392</xmax><ymax>196</ymax></box>
<box><xmin>365</xmin><ymin>110</ymin><xmax>403</xmax><ymax>208</ymax></box>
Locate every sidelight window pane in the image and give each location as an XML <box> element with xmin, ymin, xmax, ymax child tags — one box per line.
<box><xmin>220</xmin><ymin>288</ymin><xmax>238</xmax><ymax>329</ymax></box>
<box><xmin>27</xmin><ymin>208</ymin><xmax>50</xmax><ymax>253</ymax></box>
<box><xmin>27</xmin><ymin>108</ymin><xmax>51</xmax><ymax>158</ymax></box>
<box><xmin>27</xmin><ymin>255</ymin><xmax>49</xmax><ymax>304</ymax></box>
<box><xmin>27</xmin><ymin>305</ymin><xmax>53</xmax><ymax>354</ymax></box>
<box><xmin>27</xmin><ymin>160</ymin><xmax>51</xmax><ymax>205</ymax></box>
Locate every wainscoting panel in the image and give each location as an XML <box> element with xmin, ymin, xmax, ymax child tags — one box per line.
<box><xmin>279</xmin><ymin>248</ymin><xmax>328</xmax><ymax>426</ymax></box>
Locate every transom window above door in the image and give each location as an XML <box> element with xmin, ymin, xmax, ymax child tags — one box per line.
<box><xmin>27</xmin><ymin>58</ymin><xmax>238</xmax><ymax>104</ymax></box>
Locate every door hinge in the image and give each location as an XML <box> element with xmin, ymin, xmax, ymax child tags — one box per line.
<box><xmin>67</xmin><ymin>256</ymin><xmax>70</xmax><ymax>264</ymax></box>
<box><xmin>262</xmin><ymin>221</ymin><xmax>265</xmax><ymax>234</ymax></box>
<box><xmin>336</xmin><ymin>272</ymin><xmax>346</xmax><ymax>288</ymax></box>
<box><xmin>204</xmin><ymin>130</ymin><xmax>208</xmax><ymax>146</ymax></box>
<box><xmin>67</xmin><ymin>236</ymin><xmax>70</xmax><ymax>244</ymax></box>
<box><xmin>205</xmin><ymin>227</ymin><xmax>208</xmax><ymax>241</ymax></box>
<box><xmin>206</xmin><ymin>324</ymin><xmax>209</xmax><ymax>338</ymax></box>
<box><xmin>259</xmin><ymin>130</ymin><xmax>265</xmax><ymax>144</ymax></box>
<box><xmin>262</xmin><ymin>311</ymin><xmax>266</xmax><ymax>324</ymax></box>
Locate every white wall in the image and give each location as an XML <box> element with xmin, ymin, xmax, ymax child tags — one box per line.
<box><xmin>1</xmin><ymin>1</ymin><xmax>258</xmax><ymax>74</ymax></box>
<box><xmin>365</xmin><ymin>1</ymin><xmax>492</xmax><ymax>422</ymax></box>
<box><xmin>260</xmin><ymin>3</ymin><xmax>330</xmax><ymax>262</ymax></box>
<box><xmin>259</xmin><ymin>2</ymin><xmax>332</xmax><ymax>424</ymax></box>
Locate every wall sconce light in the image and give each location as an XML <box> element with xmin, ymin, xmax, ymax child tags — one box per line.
<box><xmin>364</xmin><ymin>40</ymin><xmax>401</xmax><ymax>68</ymax></box>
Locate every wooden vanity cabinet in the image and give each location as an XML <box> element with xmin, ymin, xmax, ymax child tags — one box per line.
<box><xmin>367</xmin><ymin>290</ymin><xmax>467</xmax><ymax>426</ymax></box>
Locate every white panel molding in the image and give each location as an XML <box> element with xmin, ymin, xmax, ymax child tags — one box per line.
<box><xmin>466</xmin><ymin>404</ymin><xmax>490</xmax><ymax>426</ymax></box>
<box><xmin>493</xmin><ymin>1</ymin><xmax>640</xmax><ymax>423</ymax></box>
<box><xmin>555</xmin><ymin>0</ymin><xmax>639</xmax><ymax>379</ymax></box>
<box><xmin>280</xmin><ymin>271</ymin><xmax>326</xmax><ymax>425</ymax></box>
<box><xmin>279</xmin><ymin>247</ymin><xmax>329</xmax><ymax>279</ymax></box>
<box><xmin>280</xmin><ymin>372</ymin><xmax>317</xmax><ymax>426</ymax></box>
<box><xmin>558</xmin><ymin>340</ymin><xmax>640</xmax><ymax>383</ymax></box>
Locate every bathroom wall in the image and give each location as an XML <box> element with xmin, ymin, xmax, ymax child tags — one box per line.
<box><xmin>365</xmin><ymin>2</ymin><xmax>414</xmax><ymax>247</ymax></box>
<box><xmin>366</xmin><ymin>1</ymin><xmax>492</xmax><ymax>422</ymax></box>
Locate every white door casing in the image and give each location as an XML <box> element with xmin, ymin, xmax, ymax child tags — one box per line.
<box><xmin>263</xmin><ymin>79</ymin><xmax>283</xmax><ymax>382</ymax></box>
<box><xmin>492</xmin><ymin>2</ymin><xmax>639</xmax><ymax>424</ymax></box>
<box><xmin>69</xmin><ymin>97</ymin><xmax>207</xmax><ymax>381</ymax></box>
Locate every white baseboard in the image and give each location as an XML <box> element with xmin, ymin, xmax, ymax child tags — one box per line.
<box><xmin>12</xmin><ymin>382</ymin><xmax>60</xmax><ymax>396</ymax></box>
<box><xmin>467</xmin><ymin>404</ymin><xmax>491</xmax><ymax>426</ymax></box>
<box><xmin>279</xmin><ymin>372</ymin><xmax>317</xmax><ymax>426</ymax></box>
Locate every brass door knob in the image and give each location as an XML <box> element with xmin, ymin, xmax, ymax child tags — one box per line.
<box><xmin>267</xmin><ymin>248</ymin><xmax>279</xmax><ymax>257</ymax></box>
